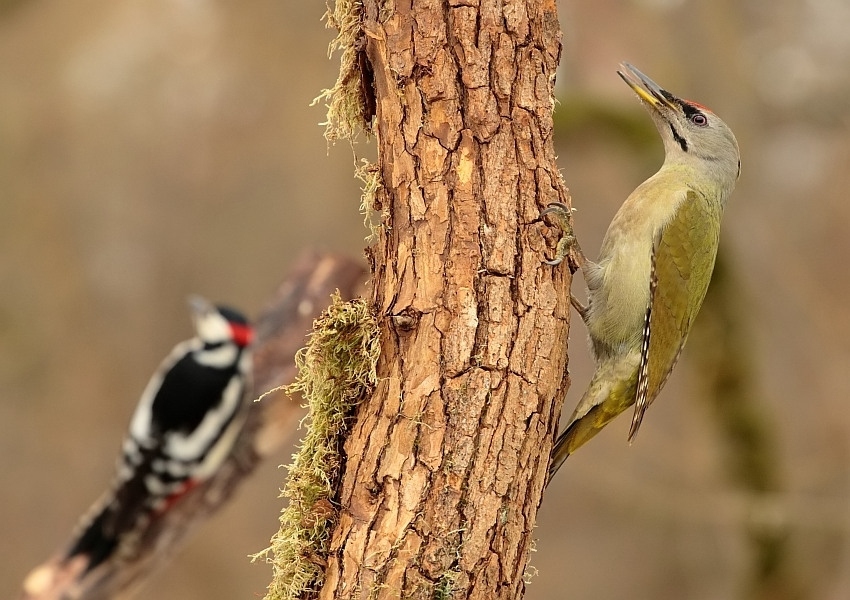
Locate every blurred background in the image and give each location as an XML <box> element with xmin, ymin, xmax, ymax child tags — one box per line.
<box><xmin>1</xmin><ymin>0</ymin><xmax>848</xmax><ymax>599</ymax></box>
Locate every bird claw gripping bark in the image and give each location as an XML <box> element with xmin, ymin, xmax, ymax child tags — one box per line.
<box><xmin>541</xmin><ymin>201</ymin><xmax>592</xmax><ymax>322</ymax></box>
<box><xmin>541</xmin><ymin>202</ymin><xmax>578</xmax><ymax>267</ymax></box>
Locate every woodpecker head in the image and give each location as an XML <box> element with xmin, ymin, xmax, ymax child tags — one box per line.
<box><xmin>188</xmin><ymin>295</ymin><xmax>253</xmax><ymax>349</ymax></box>
<box><xmin>618</xmin><ymin>62</ymin><xmax>740</xmax><ymax>188</ymax></box>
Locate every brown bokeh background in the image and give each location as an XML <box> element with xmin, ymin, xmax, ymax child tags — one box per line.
<box><xmin>2</xmin><ymin>1</ymin><xmax>848</xmax><ymax>599</ymax></box>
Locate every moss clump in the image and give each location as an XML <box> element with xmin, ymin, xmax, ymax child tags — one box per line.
<box><xmin>432</xmin><ymin>570</ymin><xmax>461</xmax><ymax>600</ymax></box>
<box><xmin>312</xmin><ymin>0</ymin><xmax>370</xmax><ymax>142</ymax></box>
<box><xmin>356</xmin><ymin>159</ymin><xmax>383</xmax><ymax>241</ymax></box>
<box><xmin>253</xmin><ymin>295</ymin><xmax>379</xmax><ymax>600</ymax></box>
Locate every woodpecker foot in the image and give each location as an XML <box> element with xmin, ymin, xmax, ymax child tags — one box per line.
<box><xmin>570</xmin><ymin>294</ymin><xmax>590</xmax><ymax>323</ymax></box>
<box><xmin>541</xmin><ymin>202</ymin><xmax>578</xmax><ymax>266</ymax></box>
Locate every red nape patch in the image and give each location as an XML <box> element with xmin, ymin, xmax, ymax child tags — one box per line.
<box><xmin>229</xmin><ymin>323</ymin><xmax>254</xmax><ymax>347</ymax></box>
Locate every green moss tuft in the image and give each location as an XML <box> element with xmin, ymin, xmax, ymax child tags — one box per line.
<box><xmin>356</xmin><ymin>159</ymin><xmax>383</xmax><ymax>241</ymax></box>
<box><xmin>432</xmin><ymin>570</ymin><xmax>460</xmax><ymax>600</ymax></box>
<box><xmin>253</xmin><ymin>295</ymin><xmax>379</xmax><ymax>600</ymax></box>
<box><xmin>312</xmin><ymin>0</ymin><xmax>370</xmax><ymax>142</ymax></box>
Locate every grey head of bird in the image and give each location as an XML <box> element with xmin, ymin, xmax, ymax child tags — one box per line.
<box><xmin>618</xmin><ymin>62</ymin><xmax>741</xmax><ymax>195</ymax></box>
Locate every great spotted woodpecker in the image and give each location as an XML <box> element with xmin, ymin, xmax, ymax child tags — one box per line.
<box><xmin>65</xmin><ymin>296</ymin><xmax>254</xmax><ymax>572</ymax></box>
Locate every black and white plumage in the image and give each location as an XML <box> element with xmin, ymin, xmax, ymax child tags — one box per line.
<box><xmin>65</xmin><ymin>296</ymin><xmax>254</xmax><ymax>572</ymax></box>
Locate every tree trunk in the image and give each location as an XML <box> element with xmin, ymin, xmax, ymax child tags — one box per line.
<box><xmin>320</xmin><ymin>2</ymin><xmax>572</xmax><ymax>599</ymax></box>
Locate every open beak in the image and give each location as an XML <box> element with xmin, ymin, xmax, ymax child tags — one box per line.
<box><xmin>617</xmin><ymin>62</ymin><xmax>678</xmax><ymax>111</ymax></box>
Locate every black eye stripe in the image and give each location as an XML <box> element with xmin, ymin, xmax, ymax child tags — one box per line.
<box><xmin>678</xmin><ymin>99</ymin><xmax>701</xmax><ymax>119</ymax></box>
<box><xmin>677</xmin><ymin>99</ymin><xmax>709</xmax><ymax>126</ymax></box>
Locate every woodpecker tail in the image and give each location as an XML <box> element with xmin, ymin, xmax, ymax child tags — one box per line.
<box><xmin>65</xmin><ymin>455</ymin><xmax>157</xmax><ymax>573</ymax></box>
<box><xmin>65</xmin><ymin>498</ymin><xmax>142</xmax><ymax>574</ymax></box>
<box><xmin>65</xmin><ymin>509</ymin><xmax>121</xmax><ymax>574</ymax></box>
<box><xmin>546</xmin><ymin>359</ymin><xmax>639</xmax><ymax>485</ymax></box>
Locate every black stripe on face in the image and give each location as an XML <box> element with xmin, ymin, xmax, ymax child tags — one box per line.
<box><xmin>669</xmin><ymin>124</ymin><xmax>688</xmax><ymax>152</ymax></box>
<box><xmin>678</xmin><ymin>99</ymin><xmax>703</xmax><ymax>121</ymax></box>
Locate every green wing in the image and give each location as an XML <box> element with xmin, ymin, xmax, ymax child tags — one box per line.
<box><xmin>628</xmin><ymin>189</ymin><xmax>721</xmax><ymax>440</ymax></box>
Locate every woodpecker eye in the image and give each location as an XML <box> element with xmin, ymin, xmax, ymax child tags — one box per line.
<box><xmin>691</xmin><ymin>113</ymin><xmax>708</xmax><ymax>127</ymax></box>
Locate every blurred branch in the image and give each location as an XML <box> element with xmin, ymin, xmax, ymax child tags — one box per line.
<box><xmin>18</xmin><ymin>249</ymin><xmax>366</xmax><ymax>600</ymax></box>
<box><xmin>692</xmin><ymin>251</ymin><xmax>805</xmax><ymax>600</ymax></box>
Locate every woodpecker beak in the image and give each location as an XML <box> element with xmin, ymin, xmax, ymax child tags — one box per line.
<box><xmin>617</xmin><ymin>62</ymin><xmax>678</xmax><ymax>112</ymax></box>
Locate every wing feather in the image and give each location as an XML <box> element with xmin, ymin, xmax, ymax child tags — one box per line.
<box><xmin>629</xmin><ymin>189</ymin><xmax>721</xmax><ymax>439</ymax></box>
<box><xmin>629</xmin><ymin>239</ymin><xmax>658</xmax><ymax>441</ymax></box>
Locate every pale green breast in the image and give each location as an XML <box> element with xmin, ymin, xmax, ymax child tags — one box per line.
<box><xmin>586</xmin><ymin>171</ymin><xmax>693</xmax><ymax>356</ymax></box>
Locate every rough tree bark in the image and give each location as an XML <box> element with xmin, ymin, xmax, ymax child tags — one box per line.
<box><xmin>321</xmin><ymin>1</ymin><xmax>572</xmax><ymax>599</ymax></box>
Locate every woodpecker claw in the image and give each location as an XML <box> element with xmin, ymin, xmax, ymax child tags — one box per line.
<box><xmin>539</xmin><ymin>201</ymin><xmax>571</xmax><ymax>219</ymax></box>
<box><xmin>541</xmin><ymin>202</ymin><xmax>578</xmax><ymax>267</ymax></box>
